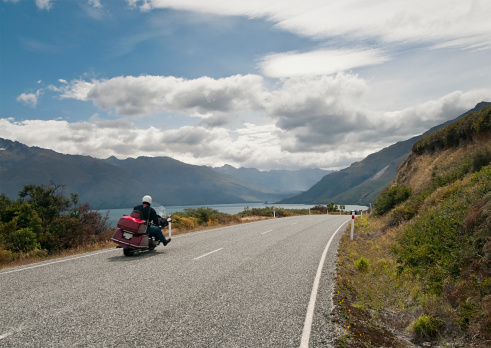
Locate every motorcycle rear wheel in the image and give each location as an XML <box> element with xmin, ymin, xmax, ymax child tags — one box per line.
<box><xmin>123</xmin><ymin>248</ymin><xmax>135</xmax><ymax>257</ymax></box>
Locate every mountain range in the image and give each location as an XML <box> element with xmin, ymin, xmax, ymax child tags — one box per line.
<box><xmin>212</xmin><ymin>165</ymin><xmax>332</xmax><ymax>193</ymax></box>
<box><xmin>0</xmin><ymin>140</ymin><xmax>326</xmax><ymax>209</ymax></box>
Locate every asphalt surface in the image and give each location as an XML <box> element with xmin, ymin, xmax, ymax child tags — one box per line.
<box><xmin>0</xmin><ymin>215</ymin><xmax>350</xmax><ymax>347</ymax></box>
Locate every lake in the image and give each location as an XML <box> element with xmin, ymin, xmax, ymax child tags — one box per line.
<box><xmin>100</xmin><ymin>202</ymin><xmax>369</xmax><ymax>227</ymax></box>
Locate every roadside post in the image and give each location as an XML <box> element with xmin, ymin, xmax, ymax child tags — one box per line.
<box><xmin>167</xmin><ymin>216</ymin><xmax>172</xmax><ymax>238</ymax></box>
<box><xmin>273</xmin><ymin>208</ymin><xmax>276</xmax><ymax>218</ymax></box>
<box><xmin>351</xmin><ymin>211</ymin><xmax>355</xmax><ymax>240</ymax></box>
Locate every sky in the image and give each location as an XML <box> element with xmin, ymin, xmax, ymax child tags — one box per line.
<box><xmin>0</xmin><ymin>0</ymin><xmax>490</xmax><ymax>171</ymax></box>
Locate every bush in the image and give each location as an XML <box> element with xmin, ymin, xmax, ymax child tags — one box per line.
<box><xmin>171</xmin><ymin>207</ymin><xmax>241</xmax><ymax>231</ymax></box>
<box><xmin>354</xmin><ymin>257</ymin><xmax>369</xmax><ymax>271</ymax></box>
<box><xmin>472</xmin><ymin>148</ymin><xmax>491</xmax><ymax>173</ymax></box>
<box><xmin>172</xmin><ymin>215</ymin><xmax>199</xmax><ymax>230</ymax></box>
<box><xmin>0</xmin><ymin>184</ymin><xmax>110</xmax><ymax>264</ymax></box>
<box><xmin>408</xmin><ymin>314</ymin><xmax>443</xmax><ymax>339</ymax></box>
<box><xmin>374</xmin><ymin>184</ymin><xmax>412</xmax><ymax>216</ymax></box>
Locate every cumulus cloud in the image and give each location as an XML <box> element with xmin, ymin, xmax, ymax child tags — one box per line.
<box><xmin>48</xmin><ymin>72</ymin><xmax>490</xmax><ymax>156</ymax></box>
<box><xmin>54</xmin><ymin>74</ymin><xmax>264</xmax><ymax>117</ymax></box>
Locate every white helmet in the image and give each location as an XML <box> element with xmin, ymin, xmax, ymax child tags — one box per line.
<box><xmin>142</xmin><ymin>195</ymin><xmax>152</xmax><ymax>205</ymax></box>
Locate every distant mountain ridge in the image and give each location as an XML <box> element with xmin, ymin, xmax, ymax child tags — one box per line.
<box><xmin>280</xmin><ymin>102</ymin><xmax>491</xmax><ymax>205</ymax></box>
<box><xmin>212</xmin><ymin>164</ymin><xmax>333</xmax><ymax>193</ymax></box>
<box><xmin>0</xmin><ymin>140</ymin><xmax>316</xmax><ymax>209</ymax></box>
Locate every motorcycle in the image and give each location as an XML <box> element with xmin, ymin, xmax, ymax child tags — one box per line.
<box><xmin>111</xmin><ymin>206</ymin><xmax>170</xmax><ymax>257</ymax></box>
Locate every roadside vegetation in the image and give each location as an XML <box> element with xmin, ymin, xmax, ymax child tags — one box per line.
<box><xmin>332</xmin><ymin>105</ymin><xmax>491</xmax><ymax>347</ymax></box>
<box><xmin>0</xmin><ymin>183</ymin><xmax>112</xmax><ymax>268</ymax></box>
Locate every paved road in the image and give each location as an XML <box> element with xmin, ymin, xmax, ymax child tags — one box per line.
<box><xmin>0</xmin><ymin>215</ymin><xmax>350</xmax><ymax>347</ymax></box>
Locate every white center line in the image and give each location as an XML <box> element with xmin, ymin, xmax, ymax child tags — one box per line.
<box><xmin>193</xmin><ymin>248</ymin><xmax>224</xmax><ymax>260</ymax></box>
<box><xmin>261</xmin><ymin>230</ymin><xmax>273</xmax><ymax>235</ymax></box>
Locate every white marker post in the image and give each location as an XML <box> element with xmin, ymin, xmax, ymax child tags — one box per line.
<box><xmin>167</xmin><ymin>216</ymin><xmax>172</xmax><ymax>238</ymax></box>
<box><xmin>351</xmin><ymin>211</ymin><xmax>355</xmax><ymax>240</ymax></box>
<box><xmin>273</xmin><ymin>208</ymin><xmax>276</xmax><ymax>218</ymax></box>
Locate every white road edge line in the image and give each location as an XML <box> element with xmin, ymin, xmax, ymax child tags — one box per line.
<box><xmin>193</xmin><ymin>248</ymin><xmax>224</xmax><ymax>261</ymax></box>
<box><xmin>0</xmin><ymin>332</ymin><xmax>13</xmax><ymax>340</ymax></box>
<box><xmin>0</xmin><ymin>248</ymin><xmax>118</xmax><ymax>276</ymax></box>
<box><xmin>299</xmin><ymin>218</ymin><xmax>350</xmax><ymax>348</ymax></box>
<box><xmin>261</xmin><ymin>230</ymin><xmax>273</xmax><ymax>235</ymax></box>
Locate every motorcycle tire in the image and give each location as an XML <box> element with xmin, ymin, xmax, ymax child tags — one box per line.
<box><xmin>123</xmin><ymin>248</ymin><xmax>135</xmax><ymax>257</ymax></box>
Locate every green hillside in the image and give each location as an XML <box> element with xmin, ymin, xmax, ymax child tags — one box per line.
<box><xmin>331</xmin><ymin>105</ymin><xmax>491</xmax><ymax>346</ymax></box>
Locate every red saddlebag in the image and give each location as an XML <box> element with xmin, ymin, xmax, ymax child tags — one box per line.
<box><xmin>111</xmin><ymin>228</ymin><xmax>149</xmax><ymax>248</ymax></box>
<box><xmin>117</xmin><ymin>215</ymin><xmax>147</xmax><ymax>234</ymax></box>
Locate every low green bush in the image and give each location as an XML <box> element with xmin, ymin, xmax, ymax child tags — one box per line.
<box><xmin>354</xmin><ymin>257</ymin><xmax>369</xmax><ymax>271</ymax></box>
<box><xmin>408</xmin><ymin>314</ymin><xmax>443</xmax><ymax>339</ymax></box>
<box><xmin>374</xmin><ymin>184</ymin><xmax>412</xmax><ymax>216</ymax></box>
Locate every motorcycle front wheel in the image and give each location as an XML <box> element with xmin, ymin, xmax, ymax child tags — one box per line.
<box><xmin>123</xmin><ymin>248</ymin><xmax>135</xmax><ymax>257</ymax></box>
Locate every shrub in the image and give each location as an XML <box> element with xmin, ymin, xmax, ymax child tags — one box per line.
<box><xmin>408</xmin><ymin>314</ymin><xmax>443</xmax><ymax>339</ymax></box>
<box><xmin>0</xmin><ymin>184</ymin><xmax>110</xmax><ymax>264</ymax></box>
<box><xmin>432</xmin><ymin>159</ymin><xmax>472</xmax><ymax>188</ymax></box>
<box><xmin>472</xmin><ymin>148</ymin><xmax>491</xmax><ymax>173</ymax></box>
<box><xmin>354</xmin><ymin>257</ymin><xmax>369</xmax><ymax>271</ymax></box>
<box><xmin>173</xmin><ymin>207</ymin><xmax>240</xmax><ymax>228</ymax></box>
<box><xmin>172</xmin><ymin>215</ymin><xmax>199</xmax><ymax>231</ymax></box>
<box><xmin>374</xmin><ymin>184</ymin><xmax>412</xmax><ymax>216</ymax></box>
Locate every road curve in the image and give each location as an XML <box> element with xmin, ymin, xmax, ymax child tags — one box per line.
<box><xmin>0</xmin><ymin>215</ymin><xmax>350</xmax><ymax>347</ymax></box>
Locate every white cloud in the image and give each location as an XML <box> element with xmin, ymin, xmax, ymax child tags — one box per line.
<box><xmin>16</xmin><ymin>89</ymin><xmax>43</xmax><ymax>107</ymax></box>
<box><xmin>50</xmin><ymin>79</ymin><xmax>93</xmax><ymax>101</ymax></box>
<box><xmin>0</xmin><ymin>116</ymin><xmax>362</xmax><ymax>170</ymax></box>
<box><xmin>133</xmin><ymin>0</ymin><xmax>491</xmax><ymax>50</ymax></box>
<box><xmin>49</xmin><ymin>73</ymin><xmax>490</xmax><ymax>154</ymax></box>
<box><xmin>259</xmin><ymin>48</ymin><xmax>389</xmax><ymax>78</ymax></box>
<box><xmin>55</xmin><ymin>74</ymin><xmax>265</xmax><ymax>117</ymax></box>
<box><xmin>35</xmin><ymin>0</ymin><xmax>53</xmax><ymax>10</ymax></box>
<box><xmin>381</xmin><ymin>89</ymin><xmax>491</xmax><ymax>135</ymax></box>
<box><xmin>88</xmin><ymin>0</ymin><xmax>102</xmax><ymax>8</ymax></box>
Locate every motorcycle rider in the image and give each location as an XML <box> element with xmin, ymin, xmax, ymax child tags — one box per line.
<box><xmin>134</xmin><ymin>195</ymin><xmax>171</xmax><ymax>246</ymax></box>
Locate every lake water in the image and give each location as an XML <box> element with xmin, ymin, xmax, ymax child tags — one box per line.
<box><xmin>100</xmin><ymin>203</ymin><xmax>369</xmax><ymax>227</ymax></box>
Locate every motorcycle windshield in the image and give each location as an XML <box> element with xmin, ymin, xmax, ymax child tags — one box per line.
<box><xmin>154</xmin><ymin>204</ymin><xmax>166</xmax><ymax>218</ymax></box>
